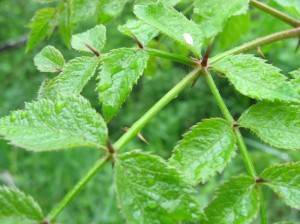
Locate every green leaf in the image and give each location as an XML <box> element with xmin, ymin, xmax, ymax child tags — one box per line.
<box><xmin>0</xmin><ymin>95</ymin><xmax>107</xmax><ymax>151</ymax></box>
<box><xmin>238</xmin><ymin>102</ymin><xmax>300</xmax><ymax>150</ymax></box>
<box><xmin>58</xmin><ymin>1</ymin><xmax>73</xmax><ymax>47</ymax></box>
<box><xmin>272</xmin><ymin>0</ymin><xmax>300</xmax><ymax>16</ymax></box>
<box><xmin>0</xmin><ymin>186</ymin><xmax>43</xmax><ymax>223</ymax></box>
<box><xmin>135</xmin><ymin>0</ymin><xmax>180</xmax><ymax>6</ymax></box>
<box><xmin>35</xmin><ymin>0</ymin><xmax>58</xmax><ymax>3</ymax></box>
<box><xmin>211</xmin><ymin>54</ymin><xmax>300</xmax><ymax>103</ymax></box>
<box><xmin>204</xmin><ymin>175</ymin><xmax>259</xmax><ymax>224</ymax></box>
<box><xmin>33</xmin><ymin>46</ymin><xmax>65</xmax><ymax>73</ymax></box>
<box><xmin>134</xmin><ymin>2</ymin><xmax>203</xmax><ymax>56</ymax></box>
<box><xmin>118</xmin><ymin>20</ymin><xmax>159</xmax><ymax>47</ymax></box>
<box><xmin>290</xmin><ymin>69</ymin><xmax>300</xmax><ymax>94</ymax></box>
<box><xmin>97</xmin><ymin>0</ymin><xmax>128</xmax><ymax>24</ymax></box>
<box><xmin>39</xmin><ymin>56</ymin><xmax>99</xmax><ymax>99</ymax></box>
<box><xmin>169</xmin><ymin>118</ymin><xmax>236</xmax><ymax>185</ymax></box>
<box><xmin>193</xmin><ymin>0</ymin><xmax>249</xmax><ymax>39</ymax></box>
<box><xmin>26</xmin><ymin>8</ymin><xmax>56</xmax><ymax>52</ymax></box>
<box><xmin>260</xmin><ymin>162</ymin><xmax>300</xmax><ymax>209</ymax></box>
<box><xmin>72</xmin><ymin>0</ymin><xmax>97</xmax><ymax>25</ymax></box>
<box><xmin>71</xmin><ymin>25</ymin><xmax>106</xmax><ymax>55</ymax></box>
<box><xmin>97</xmin><ymin>48</ymin><xmax>149</xmax><ymax>121</ymax></box>
<box><xmin>115</xmin><ymin>151</ymin><xmax>202</xmax><ymax>224</ymax></box>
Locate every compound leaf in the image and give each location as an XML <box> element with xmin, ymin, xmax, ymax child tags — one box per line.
<box><xmin>134</xmin><ymin>2</ymin><xmax>203</xmax><ymax>56</ymax></box>
<box><xmin>169</xmin><ymin>118</ymin><xmax>236</xmax><ymax>185</ymax></box>
<box><xmin>0</xmin><ymin>186</ymin><xmax>44</xmax><ymax>224</ymax></box>
<box><xmin>204</xmin><ymin>175</ymin><xmax>259</xmax><ymax>224</ymax></box>
<box><xmin>39</xmin><ymin>56</ymin><xmax>99</xmax><ymax>99</ymax></box>
<box><xmin>260</xmin><ymin>162</ymin><xmax>300</xmax><ymax>209</ymax></box>
<box><xmin>97</xmin><ymin>0</ymin><xmax>128</xmax><ymax>24</ymax></box>
<box><xmin>115</xmin><ymin>151</ymin><xmax>202</xmax><ymax>224</ymax></box>
<box><xmin>97</xmin><ymin>48</ymin><xmax>149</xmax><ymax>121</ymax></box>
<box><xmin>193</xmin><ymin>0</ymin><xmax>249</xmax><ymax>39</ymax></box>
<box><xmin>238</xmin><ymin>102</ymin><xmax>300</xmax><ymax>150</ymax></box>
<box><xmin>26</xmin><ymin>8</ymin><xmax>56</xmax><ymax>52</ymax></box>
<box><xmin>0</xmin><ymin>95</ymin><xmax>107</xmax><ymax>151</ymax></box>
<box><xmin>211</xmin><ymin>54</ymin><xmax>300</xmax><ymax>103</ymax></box>
<box><xmin>118</xmin><ymin>20</ymin><xmax>159</xmax><ymax>47</ymax></box>
<box><xmin>71</xmin><ymin>25</ymin><xmax>106</xmax><ymax>54</ymax></box>
<box><xmin>33</xmin><ymin>46</ymin><xmax>65</xmax><ymax>73</ymax></box>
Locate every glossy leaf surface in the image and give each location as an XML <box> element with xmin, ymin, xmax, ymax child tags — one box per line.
<box><xmin>26</xmin><ymin>8</ymin><xmax>56</xmax><ymax>52</ymax></box>
<box><xmin>0</xmin><ymin>95</ymin><xmax>107</xmax><ymax>151</ymax></box>
<box><xmin>0</xmin><ymin>186</ymin><xmax>43</xmax><ymax>223</ymax></box>
<box><xmin>97</xmin><ymin>48</ymin><xmax>149</xmax><ymax>121</ymax></box>
<box><xmin>118</xmin><ymin>20</ymin><xmax>159</xmax><ymax>47</ymax></box>
<box><xmin>71</xmin><ymin>25</ymin><xmax>106</xmax><ymax>54</ymax></box>
<box><xmin>212</xmin><ymin>54</ymin><xmax>300</xmax><ymax>103</ymax></box>
<box><xmin>39</xmin><ymin>56</ymin><xmax>99</xmax><ymax>99</ymax></box>
<box><xmin>194</xmin><ymin>0</ymin><xmax>249</xmax><ymax>38</ymax></box>
<box><xmin>204</xmin><ymin>175</ymin><xmax>259</xmax><ymax>224</ymax></box>
<box><xmin>169</xmin><ymin>118</ymin><xmax>236</xmax><ymax>185</ymax></box>
<box><xmin>115</xmin><ymin>151</ymin><xmax>202</xmax><ymax>224</ymax></box>
<box><xmin>260</xmin><ymin>162</ymin><xmax>300</xmax><ymax>209</ymax></box>
<box><xmin>134</xmin><ymin>2</ymin><xmax>203</xmax><ymax>56</ymax></box>
<box><xmin>239</xmin><ymin>102</ymin><xmax>300</xmax><ymax>150</ymax></box>
<box><xmin>34</xmin><ymin>46</ymin><xmax>65</xmax><ymax>73</ymax></box>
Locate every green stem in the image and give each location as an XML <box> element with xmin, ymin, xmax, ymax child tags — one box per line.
<box><xmin>250</xmin><ymin>0</ymin><xmax>300</xmax><ymax>27</ymax></box>
<box><xmin>210</xmin><ymin>27</ymin><xmax>300</xmax><ymax>64</ymax></box>
<box><xmin>146</xmin><ymin>48</ymin><xmax>194</xmax><ymax>67</ymax></box>
<box><xmin>203</xmin><ymin>69</ymin><xmax>267</xmax><ymax>223</ymax></box>
<box><xmin>114</xmin><ymin>67</ymin><xmax>202</xmax><ymax>151</ymax></box>
<box><xmin>47</xmin><ymin>154</ymin><xmax>110</xmax><ymax>222</ymax></box>
<box><xmin>258</xmin><ymin>187</ymin><xmax>268</xmax><ymax>224</ymax></box>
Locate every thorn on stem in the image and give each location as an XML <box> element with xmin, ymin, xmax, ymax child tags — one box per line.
<box><xmin>256</xmin><ymin>178</ymin><xmax>268</xmax><ymax>183</ymax></box>
<box><xmin>107</xmin><ymin>140</ymin><xmax>115</xmax><ymax>154</ymax></box>
<box><xmin>201</xmin><ymin>44</ymin><xmax>212</xmax><ymax>67</ymax></box>
<box><xmin>122</xmin><ymin>127</ymin><xmax>149</xmax><ymax>144</ymax></box>
<box><xmin>129</xmin><ymin>31</ymin><xmax>144</xmax><ymax>49</ymax></box>
<box><xmin>84</xmin><ymin>43</ymin><xmax>100</xmax><ymax>57</ymax></box>
<box><xmin>295</xmin><ymin>37</ymin><xmax>300</xmax><ymax>52</ymax></box>
<box><xmin>257</xmin><ymin>47</ymin><xmax>265</xmax><ymax>58</ymax></box>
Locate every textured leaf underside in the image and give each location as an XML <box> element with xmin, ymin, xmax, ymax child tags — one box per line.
<box><xmin>169</xmin><ymin>118</ymin><xmax>236</xmax><ymax>185</ymax></box>
<box><xmin>0</xmin><ymin>186</ymin><xmax>43</xmax><ymax>224</ymax></box>
<box><xmin>212</xmin><ymin>54</ymin><xmax>300</xmax><ymax>103</ymax></box>
<box><xmin>204</xmin><ymin>175</ymin><xmax>259</xmax><ymax>224</ymax></box>
<box><xmin>115</xmin><ymin>151</ymin><xmax>202</xmax><ymax>224</ymax></box>
<box><xmin>260</xmin><ymin>162</ymin><xmax>300</xmax><ymax>209</ymax></box>
<box><xmin>239</xmin><ymin>102</ymin><xmax>300</xmax><ymax>150</ymax></box>
<box><xmin>0</xmin><ymin>95</ymin><xmax>107</xmax><ymax>151</ymax></box>
<box><xmin>97</xmin><ymin>48</ymin><xmax>149</xmax><ymax>121</ymax></box>
<box><xmin>134</xmin><ymin>2</ymin><xmax>203</xmax><ymax>56</ymax></box>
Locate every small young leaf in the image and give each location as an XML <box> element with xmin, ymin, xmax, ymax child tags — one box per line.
<box><xmin>26</xmin><ymin>8</ymin><xmax>56</xmax><ymax>52</ymax></box>
<box><xmin>97</xmin><ymin>0</ymin><xmax>128</xmax><ymax>24</ymax></box>
<box><xmin>39</xmin><ymin>56</ymin><xmax>99</xmax><ymax>99</ymax></box>
<box><xmin>272</xmin><ymin>0</ymin><xmax>300</xmax><ymax>15</ymax></box>
<box><xmin>134</xmin><ymin>2</ymin><xmax>203</xmax><ymax>56</ymax></box>
<box><xmin>193</xmin><ymin>0</ymin><xmax>249</xmax><ymax>39</ymax></box>
<box><xmin>204</xmin><ymin>175</ymin><xmax>259</xmax><ymax>224</ymax></box>
<box><xmin>0</xmin><ymin>95</ymin><xmax>107</xmax><ymax>151</ymax></box>
<box><xmin>118</xmin><ymin>20</ymin><xmax>159</xmax><ymax>47</ymax></box>
<box><xmin>260</xmin><ymin>162</ymin><xmax>300</xmax><ymax>209</ymax></box>
<box><xmin>33</xmin><ymin>46</ymin><xmax>65</xmax><ymax>73</ymax></box>
<box><xmin>71</xmin><ymin>25</ymin><xmax>106</xmax><ymax>55</ymax></box>
<box><xmin>169</xmin><ymin>118</ymin><xmax>236</xmax><ymax>185</ymax></box>
<box><xmin>0</xmin><ymin>186</ymin><xmax>44</xmax><ymax>223</ymax></box>
<box><xmin>211</xmin><ymin>54</ymin><xmax>300</xmax><ymax>103</ymax></box>
<box><xmin>115</xmin><ymin>151</ymin><xmax>202</xmax><ymax>224</ymax></box>
<box><xmin>238</xmin><ymin>102</ymin><xmax>300</xmax><ymax>150</ymax></box>
<box><xmin>97</xmin><ymin>48</ymin><xmax>149</xmax><ymax>121</ymax></box>
<box><xmin>58</xmin><ymin>1</ymin><xmax>73</xmax><ymax>47</ymax></box>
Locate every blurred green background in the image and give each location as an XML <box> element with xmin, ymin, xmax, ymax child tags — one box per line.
<box><xmin>0</xmin><ymin>0</ymin><xmax>299</xmax><ymax>223</ymax></box>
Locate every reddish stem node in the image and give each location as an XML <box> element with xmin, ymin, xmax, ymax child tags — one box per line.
<box><xmin>84</xmin><ymin>43</ymin><xmax>100</xmax><ymax>57</ymax></box>
<box><xmin>129</xmin><ymin>31</ymin><xmax>144</xmax><ymax>49</ymax></box>
<box><xmin>256</xmin><ymin>178</ymin><xmax>268</xmax><ymax>183</ymax></box>
<box><xmin>201</xmin><ymin>44</ymin><xmax>212</xmax><ymax>67</ymax></box>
